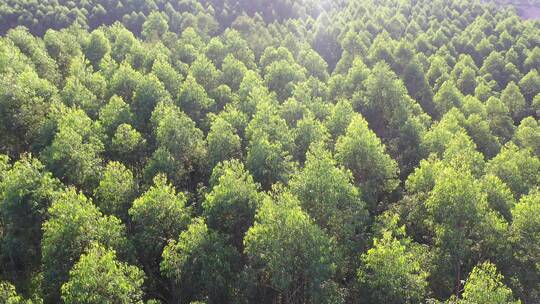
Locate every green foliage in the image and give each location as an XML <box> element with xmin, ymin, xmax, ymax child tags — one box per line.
<box><xmin>93</xmin><ymin>161</ymin><xmax>136</xmax><ymax>220</ymax></box>
<box><xmin>203</xmin><ymin>160</ymin><xmax>263</xmax><ymax>248</ymax></box>
<box><xmin>510</xmin><ymin>190</ymin><xmax>540</xmax><ymax>302</ymax></box>
<box><xmin>0</xmin><ymin>1</ymin><xmax>539</xmax><ymax>303</ymax></box>
<box><xmin>0</xmin><ymin>155</ymin><xmax>60</xmax><ymax>291</ymax></box>
<box><xmin>0</xmin><ymin>281</ymin><xmax>33</xmax><ymax>304</ymax></box>
<box><xmin>129</xmin><ymin>174</ymin><xmax>191</xmax><ymax>266</ymax></box>
<box><xmin>61</xmin><ymin>243</ymin><xmax>145</xmax><ymax>304</ymax></box>
<box><xmin>335</xmin><ymin>114</ymin><xmax>399</xmax><ymax>210</ymax></box>
<box><xmin>161</xmin><ymin>218</ymin><xmax>239</xmax><ymax>303</ymax></box>
<box><xmin>460</xmin><ymin>262</ymin><xmax>519</xmax><ymax>304</ymax></box>
<box><xmin>358</xmin><ymin>222</ymin><xmax>428</xmax><ymax>304</ymax></box>
<box><xmin>206</xmin><ymin>117</ymin><xmax>241</xmax><ymax>168</ymax></box>
<box><xmin>42</xmin><ymin>188</ymin><xmax>129</xmax><ymax>303</ymax></box>
<box><xmin>243</xmin><ymin>192</ymin><xmax>339</xmax><ymax>303</ymax></box>
<box><xmin>42</xmin><ymin>107</ymin><xmax>104</xmax><ymax>192</ymax></box>
<box><xmin>290</xmin><ymin>143</ymin><xmax>368</xmax><ymax>274</ymax></box>
<box><xmin>486</xmin><ymin>143</ymin><xmax>540</xmax><ymax>199</ymax></box>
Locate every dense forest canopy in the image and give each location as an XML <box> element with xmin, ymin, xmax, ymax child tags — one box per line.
<box><xmin>0</xmin><ymin>0</ymin><xmax>539</xmax><ymax>303</ymax></box>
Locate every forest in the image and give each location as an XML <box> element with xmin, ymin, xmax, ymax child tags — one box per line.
<box><xmin>0</xmin><ymin>0</ymin><xmax>539</xmax><ymax>303</ymax></box>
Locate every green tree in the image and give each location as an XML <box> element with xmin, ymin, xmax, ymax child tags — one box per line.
<box><xmin>161</xmin><ymin>218</ymin><xmax>239</xmax><ymax>303</ymax></box>
<box><xmin>335</xmin><ymin>114</ymin><xmax>399</xmax><ymax>210</ymax></box>
<box><xmin>85</xmin><ymin>29</ymin><xmax>110</xmax><ymax>69</ymax></box>
<box><xmin>264</xmin><ymin>59</ymin><xmax>306</xmax><ymax>101</ymax></box>
<box><xmin>61</xmin><ymin>243</ymin><xmax>145</xmax><ymax>304</ymax></box>
<box><xmin>325</xmin><ymin>99</ymin><xmax>354</xmax><ymax>139</ymax></box>
<box><xmin>111</xmin><ymin>123</ymin><xmax>145</xmax><ymax>163</ymax></box>
<box><xmin>486</xmin><ymin>143</ymin><xmax>540</xmax><ymax>199</ymax></box>
<box><xmin>243</xmin><ymin>192</ymin><xmax>339</xmax><ymax>303</ymax></box>
<box><xmin>290</xmin><ymin>143</ymin><xmax>368</xmax><ymax>275</ymax></box>
<box><xmin>358</xmin><ymin>223</ymin><xmax>428</xmax><ymax>304</ymax></box>
<box><xmin>98</xmin><ymin>95</ymin><xmax>134</xmax><ymax>137</ymax></box>
<box><xmin>203</xmin><ymin>160</ymin><xmax>263</xmax><ymax>249</ymax></box>
<box><xmin>293</xmin><ymin>114</ymin><xmax>330</xmax><ymax>163</ymax></box>
<box><xmin>206</xmin><ymin>116</ymin><xmax>241</xmax><ymax>169</ymax></box>
<box><xmin>145</xmin><ymin>102</ymin><xmax>206</xmax><ymax>187</ymax></box>
<box><xmin>245</xmin><ymin>101</ymin><xmax>296</xmax><ymax>188</ymax></box>
<box><xmin>142</xmin><ymin>12</ymin><xmax>169</xmax><ymax>42</ymax></box>
<box><xmin>129</xmin><ymin>175</ymin><xmax>191</xmax><ymax>272</ymax></box>
<box><xmin>93</xmin><ymin>161</ymin><xmax>136</xmax><ymax>221</ymax></box>
<box><xmin>500</xmin><ymin>81</ymin><xmax>526</xmax><ymax>122</ymax></box>
<box><xmin>0</xmin><ymin>69</ymin><xmax>56</xmax><ymax>156</ymax></box>
<box><xmin>425</xmin><ymin>167</ymin><xmax>507</xmax><ymax>298</ymax></box>
<box><xmin>221</xmin><ymin>54</ymin><xmax>247</xmax><ymax>91</ymax></box>
<box><xmin>513</xmin><ymin>117</ymin><xmax>540</xmax><ymax>156</ymax></box>
<box><xmin>0</xmin><ymin>156</ymin><xmax>60</xmax><ymax>291</ymax></box>
<box><xmin>42</xmin><ymin>107</ymin><xmax>104</xmax><ymax>192</ymax></box>
<box><xmin>177</xmin><ymin>74</ymin><xmax>215</xmax><ymax>123</ymax></box>
<box><xmin>518</xmin><ymin>70</ymin><xmax>540</xmax><ymax>104</ymax></box>
<box><xmin>42</xmin><ymin>188</ymin><xmax>129</xmax><ymax>303</ymax></box>
<box><xmin>510</xmin><ymin>190</ymin><xmax>540</xmax><ymax>302</ymax></box>
<box><xmin>460</xmin><ymin>261</ymin><xmax>519</xmax><ymax>304</ymax></box>
<box><xmin>434</xmin><ymin>80</ymin><xmax>463</xmax><ymax>118</ymax></box>
<box><xmin>132</xmin><ymin>74</ymin><xmax>171</xmax><ymax>129</ymax></box>
<box><xmin>0</xmin><ymin>281</ymin><xmax>32</xmax><ymax>304</ymax></box>
<box><xmin>486</xmin><ymin>97</ymin><xmax>515</xmax><ymax>143</ymax></box>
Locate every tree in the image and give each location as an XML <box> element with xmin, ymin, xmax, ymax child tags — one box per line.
<box><xmin>264</xmin><ymin>59</ymin><xmax>306</xmax><ymax>101</ymax></box>
<box><xmin>433</xmin><ymin>80</ymin><xmax>463</xmax><ymax>118</ymax></box>
<box><xmin>111</xmin><ymin>123</ymin><xmax>145</xmax><ymax>163</ymax></box>
<box><xmin>142</xmin><ymin>12</ymin><xmax>169</xmax><ymax>42</ymax></box>
<box><xmin>203</xmin><ymin>160</ymin><xmax>263</xmax><ymax>249</ymax></box>
<box><xmin>129</xmin><ymin>174</ymin><xmax>191</xmax><ymax>272</ymax></box>
<box><xmin>177</xmin><ymin>74</ymin><xmax>215</xmax><ymax>123</ymax></box>
<box><xmin>206</xmin><ymin>116</ymin><xmax>241</xmax><ymax>169</ymax></box>
<box><xmin>98</xmin><ymin>95</ymin><xmax>134</xmax><ymax>136</ymax></box>
<box><xmin>85</xmin><ymin>29</ymin><xmax>110</xmax><ymax>69</ymax></box>
<box><xmin>460</xmin><ymin>262</ymin><xmax>519</xmax><ymax>304</ymax></box>
<box><xmin>61</xmin><ymin>243</ymin><xmax>145</xmax><ymax>304</ymax></box>
<box><xmin>246</xmin><ymin>133</ymin><xmax>296</xmax><ymax>190</ymax></box>
<box><xmin>481</xmin><ymin>51</ymin><xmax>508</xmax><ymax>89</ymax></box>
<box><xmin>290</xmin><ymin>143</ymin><xmax>368</xmax><ymax>275</ymax></box>
<box><xmin>0</xmin><ymin>69</ymin><xmax>56</xmax><ymax>156</ymax></box>
<box><xmin>293</xmin><ymin>114</ymin><xmax>330</xmax><ymax>163</ymax></box>
<box><xmin>510</xmin><ymin>190</ymin><xmax>540</xmax><ymax>302</ymax></box>
<box><xmin>245</xmin><ymin>101</ymin><xmax>296</xmax><ymax>189</ymax></box>
<box><xmin>425</xmin><ymin>167</ymin><xmax>506</xmax><ymax>298</ymax></box>
<box><xmin>358</xmin><ymin>222</ymin><xmax>428</xmax><ymax>304</ymax></box>
<box><xmin>61</xmin><ymin>55</ymin><xmax>107</xmax><ymax>118</ymax></box>
<box><xmin>161</xmin><ymin>218</ymin><xmax>239</xmax><ymax>303</ymax></box>
<box><xmin>243</xmin><ymin>191</ymin><xmax>339</xmax><ymax>303</ymax></box>
<box><xmin>518</xmin><ymin>70</ymin><xmax>540</xmax><ymax>104</ymax></box>
<box><xmin>500</xmin><ymin>81</ymin><xmax>526</xmax><ymax>122</ymax></box>
<box><xmin>190</xmin><ymin>55</ymin><xmax>221</xmax><ymax>92</ymax></box>
<box><xmin>335</xmin><ymin>114</ymin><xmax>399</xmax><ymax>210</ymax></box>
<box><xmin>513</xmin><ymin>117</ymin><xmax>540</xmax><ymax>156</ymax></box>
<box><xmin>486</xmin><ymin>97</ymin><xmax>515</xmax><ymax>143</ymax></box>
<box><xmin>0</xmin><ymin>155</ymin><xmax>60</xmax><ymax>291</ymax></box>
<box><xmin>0</xmin><ymin>281</ymin><xmax>32</xmax><ymax>304</ymax></box>
<box><xmin>325</xmin><ymin>99</ymin><xmax>354</xmax><ymax>139</ymax></box>
<box><xmin>145</xmin><ymin>102</ymin><xmax>206</xmax><ymax>188</ymax></box>
<box><xmin>41</xmin><ymin>188</ymin><xmax>129</xmax><ymax>303</ymax></box>
<box><xmin>132</xmin><ymin>74</ymin><xmax>171</xmax><ymax>129</ymax></box>
<box><xmin>221</xmin><ymin>54</ymin><xmax>247</xmax><ymax>91</ymax></box>
<box><xmin>486</xmin><ymin>143</ymin><xmax>540</xmax><ymax>199</ymax></box>
<box><xmin>42</xmin><ymin>107</ymin><xmax>104</xmax><ymax>192</ymax></box>
<box><xmin>109</xmin><ymin>63</ymin><xmax>143</xmax><ymax>103</ymax></box>
<box><xmin>524</xmin><ymin>47</ymin><xmax>540</xmax><ymax>71</ymax></box>
<box><xmin>93</xmin><ymin>161</ymin><xmax>136</xmax><ymax>221</ymax></box>
<box><xmin>152</xmin><ymin>59</ymin><xmax>183</xmax><ymax>99</ymax></box>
